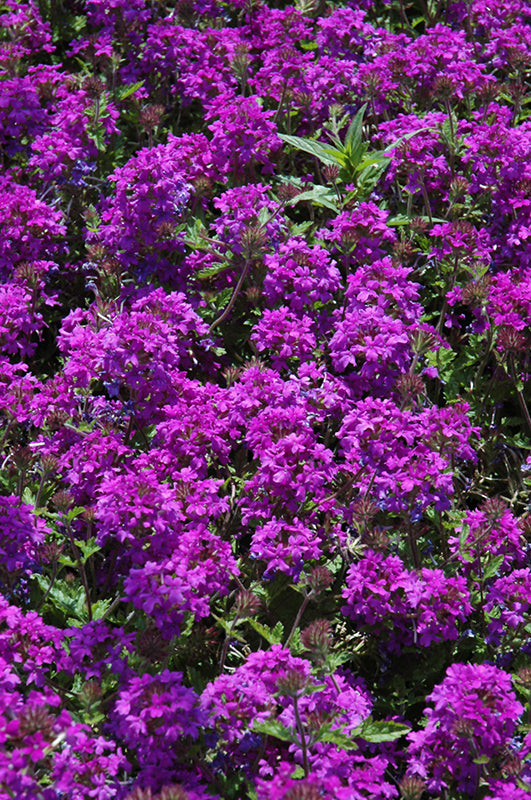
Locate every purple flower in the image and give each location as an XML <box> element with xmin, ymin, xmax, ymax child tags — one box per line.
<box><xmin>408</xmin><ymin>663</ymin><xmax>524</xmax><ymax>793</ymax></box>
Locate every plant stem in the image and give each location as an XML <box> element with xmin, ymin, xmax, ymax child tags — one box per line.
<box><xmin>209</xmin><ymin>258</ymin><xmax>251</xmax><ymax>333</ymax></box>
<box><xmin>66</xmin><ymin>526</ymin><xmax>93</xmax><ymax>622</ymax></box>
<box><xmin>285</xmin><ymin>592</ymin><xmax>310</xmax><ymax>647</ymax></box>
<box><xmin>292</xmin><ymin>694</ymin><xmax>310</xmax><ymax>778</ymax></box>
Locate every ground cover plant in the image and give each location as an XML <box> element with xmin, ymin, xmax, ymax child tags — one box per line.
<box><xmin>1</xmin><ymin>0</ymin><xmax>531</xmax><ymax>797</ymax></box>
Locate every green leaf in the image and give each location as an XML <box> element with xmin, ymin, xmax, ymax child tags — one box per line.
<box><xmin>290</xmin><ymin>767</ymin><xmax>306</xmax><ymax>779</ymax></box>
<box><xmin>315</xmin><ymin>723</ymin><xmax>359</xmax><ymax>750</ymax></box>
<box><xmin>290</xmin><ymin>221</ymin><xmax>313</xmax><ymax>236</ymax></box>
<box><xmin>483</xmin><ymin>554</ymin><xmax>505</xmax><ymax>580</ymax></box>
<box><xmin>58</xmin><ymin>554</ymin><xmax>77</xmax><ymax>568</ymax></box>
<box><xmin>352</xmin><ymin>718</ymin><xmax>410</xmax><ymax>743</ymax></box>
<box><xmin>278</xmin><ymin>134</ymin><xmax>345</xmax><ymax>167</ymax></box>
<box><xmin>74</xmin><ymin>537</ymin><xmax>101</xmax><ymax>563</ymax></box>
<box><xmin>197</xmin><ymin>261</ymin><xmax>231</xmax><ymax>280</ymax></box>
<box><xmin>252</xmin><ymin>719</ymin><xmax>295</xmax><ymax>743</ymax></box>
<box><xmin>184</xmin><ymin>218</ymin><xmax>208</xmax><ymax>248</ymax></box>
<box><xmin>213</xmin><ymin>616</ymin><xmax>248</xmax><ymax>643</ymax></box>
<box><xmin>387</xmin><ymin>214</ymin><xmax>412</xmax><ymax>227</ymax></box>
<box><xmin>472</xmin><ymin>754</ymin><xmax>490</xmax><ymax>765</ymax></box>
<box><xmin>344</xmin><ymin>103</ymin><xmax>367</xmax><ymax>163</ymax></box>
<box><xmin>381</xmin><ymin>127</ymin><xmax>432</xmax><ymax>154</ymax></box>
<box><xmin>357</xmin><ymin>159</ymin><xmax>391</xmax><ymax>192</ymax></box>
<box><xmin>289</xmin><ymin>186</ymin><xmax>339</xmax><ymax>212</ymax></box>
<box><xmin>91</xmin><ymin>599</ymin><xmax>112</xmax><ymax>621</ymax></box>
<box><xmin>65</xmin><ymin>506</ymin><xmax>86</xmax><ymax>524</ymax></box>
<box><xmin>247</xmin><ymin>618</ymin><xmax>284</xmax><ymax>644</ymax></box>
<box><xmin>116</xmin><ymin>81</ymin><xmax>145</xmax><ymax>101</ymax></box>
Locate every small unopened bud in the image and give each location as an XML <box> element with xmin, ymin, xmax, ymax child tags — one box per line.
<box><xmin>13</xmin><ymin>447</ymin><xmax>33</xmax><ymax>470</ymax></box>
<box><xmin>433</xmin><ymin>75</ymin><xmax>456</xmax><ymax>101</ymax></box>
<box><xmin>137</xmin><ymin>627</ymin><xmax>169</xmax><ymax>663</ymax></box>
<box><xmin>409</xmin><ymin>327</ymin><xmax>439</xmax><ymax>357</ymax></box>
<box><xmin>351</xmin><ymin>497</ymin><xmax>379</xmax><ymax>529</ymax></box>
<box><xmin>82</xmin><ymin>505</ymin><xmax>96</xmax><ymax>524</ymax></box>
<box><xmin>245</xmin><ymin>286</ymin><xmax>262</xmax><ymax>305</ymax></box>
<box><xmin>40</xmin><ymin>454</ymin><xmax>58</xmax><ymax>476</ymax></box>
<box><xmin>307</xmin><ymin>566</ymin><xmax>334</xmax><ymax>595</ymax></box>
<box><xmin>395</xmin><ymin>373</ymin><xmax>426</xmax><ymax>404</ymax></box>
<box><xmin>480</xmin><ymin>496</ymin><xmax>507</xmax><ymax>522</ymax></box>
<box><xmin>363</xmin><ymin>528</ymin><xmax>389</xmax><ymax>551</ymax></box>
<box><xmin>340</xmin><ymin>227</ymin><xmax>360</xmax><ymax>250</ymax></box>
<box><xmin>515</xmin><ymin>666</ymin><xmax>531</xmax><ymax>689</ymax></box>
<box><xmin>301</xmin><ymin>619</ymin><xmax>332</xmax><ymax>663</ymax></box>
<box><xmin>233</xmin><ymin>590</ymin><xmax>260</xmax><ymax>619</ymax></box>
<box><xmin>78</xmin><ymin>679</ymin><xmax>103</xmax><ymax>708</ymax></box>
<box><xmin>15</xmin><ymin>261</ymin><xmax>41</xmax><ymax>289</ymax></box>
<box><xmin>17</xmin><ymin>706</ymin><xmax>54</xmax><ymax>739</ymax></box>
<box><xmin>449</xmin><ymin>176</ymin><xmax>470</xmax><ymax>198</ymax></box>
<box><xmin>283</xmin><ymin>783</ymin><xmax>323</xmax><ymax>800</ymax></box>
<box><xmin>278</xmin><ymin>183</ymin><xmax>302</xmax><ymax>203</ymax></box>
<box><xmin>193</xmin><ymin>175</ymin><xmax>213</xmax><ymax>198</ymax></box>
<box><xmin>323</xmin><ymin>164</ymin><xmax>340</xmax><ymax>183</ymax></box>
<box><xmin>52</xmin><ymin>490</ymin><xmax>74</xmax><ymax>513</ymax></box>
<box><xmin>240</xmin><ymin>225</ymin><xmax>267</xmax><ymax>260</ymax></box>
<box><xmin>139</xmin><ymin>104</ymin><xmax>165</xmax><ymax>133</ymax></box>
<box><xmin>222</xmin><ymin>366</ymin><xmax>241</xmax><ymax>387</ymax></box>
<box><xmin>501</xmin><ymin>753</ymin><xmax>524</xmax><ymax>778</ymax></box>
<box><xmin>410</xmin><ymin>217</ymin><xmax>428</xmax><ymax>235</ymax></box>
<box><xmin>276</xmin><ymin>668</ymin><xmax>308</xmax><ymax>698</ymax></box>
<box><xmin>231</xmin><ymin>46</ymin><xmax>251</xmax><ymax>81</ymax></box>
<box><xmin>392</xmin><ymin>240</ymin><xmax>414</xmax><ymax>265</ymax></box>
<box><xmin>83</xmin><ymin>75</ymin><xmax>105</xmax><ymax>98</ymax></box>
<box><xmin>461</xmin><ymin>276</ymin><xmax>490</xmax><ymax>307</ymax></box>
<box><xmin>40</xmin><ymin>542</ymin><xmax>64</xmax><ymax>564</ymax></box>
<box><xmin>46</xmin><ymin>411</ymin><xmax>70</xmax><ymax>431</ymax></box>
<box><xmin>399</xmin><ymin>776</ymin><xmax>425</xmax><ymax>800</ymax></box>
<box><xmin>497</xmin><ymin>326</ymin><xmax>528</xmax><ymax>353</ymax></box>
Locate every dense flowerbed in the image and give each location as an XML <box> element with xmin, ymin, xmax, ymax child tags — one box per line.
<box><xmin>1</xmin><ymin>0</ymin><xmax>531</xmax><ymax>797</ymax></box>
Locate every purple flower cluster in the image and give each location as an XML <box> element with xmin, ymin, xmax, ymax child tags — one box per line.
<box><xmin>408</xmin><ymin>663</ymin><xmax>525</xmax><ymax>794</ymax></box>
<box><xmin>1</xmin><ymin>0</ymin><xmax>531</xmax><ymax>797</ymax></box>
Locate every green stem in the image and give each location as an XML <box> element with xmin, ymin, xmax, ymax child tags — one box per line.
<box><xmin>66</xmin><ymin>525</ymin><xmax>93</xmax><ymax>622</ymax></box>
<box><xmin>209</xmin><ymin>259</ymin><xmax>252</xmax><ymax>333</ymax></box>
<box><xmin>285</xmin><ymin>592</ymin><xmax>310</xmax><ymax>647</ymax></box>
<box><xmin>292</xmin><ymin>694</ymin><xmax>310</xmax><ymax>778</ymax></box>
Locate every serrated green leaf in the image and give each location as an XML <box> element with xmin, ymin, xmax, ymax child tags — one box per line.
<box><xmin>353</xmin><ymin>718</ymin><xmax>410</xmax><ymax>743</ymax></box>
<box><xmin>278</xmin><ymin>134</ymin><xmax>345</xmax><ymax>166</ymax></box>
<box><xmin>74</xmin><ymin>537</ymin><xmax>101</xmax><ymax>563</ymax></box>
<box><xmin>213</xmin><ymin>616</ymin><xmax>248</xmax><ymax>643</ymax></box>
<box><xmin>253</xmin><ymin>718</ymin><xmax>295</xmax><ymax>743</ymax></box>
<box><xmin>116</xmin><ymin>81</ymin><xmax>144</xmax><ymax>101</ymax></box>
<box><xmin>290</xmin><ymin>221</ymin><xmax>313</xmax><ymax>236</ymax></box>
<box><xmin>66</xmin><ymin>506</ymin><xmax>86</xmax><ymax>524</ymax></box>
<box><xmin>316</xmin><ymin>727</ymin><xmax>359</xmax><ymax>750</ymax></box>
<box><xmin>184</xmin><ymin>218</ymin><xmax>207</xmax><ymax>247</ymax></box>
<box><xmin>91</xmin><ymin>599</ymin><xmax>112</xmax><ymax>621</ymax></box>
<box><xmin>196</xmin><ymin>261</ymin><xmax>231</xmax><ymax>280</ymax></box>
<box><xmin>483</xmin><ymin>554</ymin><xmax>505</xmax><ymax>580</ymax></box>
<box><xmin>290</xmin><ymin>766</ymin><xmax>305</xmax><ymax>779</ymax></box>
<box><xmin>58</xmin><ymin>554</ymin><xmax>77</xmax><ymax>569</ymax></box>
<box><xmin>247</xmin><ymin>618</ymin><xmax>284</xmax><ymax>644</ymax></box>
<box><xmin>290</xmin><ymin>186</ymin><xmax>339</xmax><ymax>212</ymax></box>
